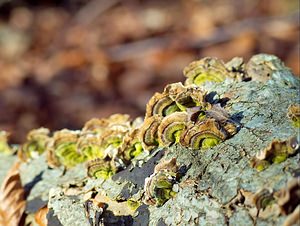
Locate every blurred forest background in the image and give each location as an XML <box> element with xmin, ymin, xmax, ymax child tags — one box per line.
<box><xmin>0</xmin><ymin>0</ymin><xmax>299</xmax><ymax>143</ymax></box>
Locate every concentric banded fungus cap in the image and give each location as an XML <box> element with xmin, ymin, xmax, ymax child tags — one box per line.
<box><xmin>183</xmin><ymin>57</ymin><xmax>228</xmax><ymax>86</ymax></box>
<box><xmin>76</xmin><ymin>133</ymin><xmax>103</xmax><ymax>160</ymax></box>
<box><xmin>145</xmin><ymin>92</ymin><xmax>179</xmax><ymax>118</ymax></box>
<box><xmin>106</xmin><ymin>114</ymin><xmax>131</xmax><ymax>131</ymax></box>
<box><xmin>251</xmin><ymin>137</ymin><xmax>299</xmax><ymax>171</ymax></box>
<box><xmin>46</xmin><ymin>145</ymin><xmax>61</xmax><ymax>168</ymax></box>
<box><xmin>52</xmin><ymin>129</ymin><xmax>80</xmax><ymax>147</ymax></box>
<box><xmin>175</xmin><ymin>87</ymin><xmax>207</xmax><ymax>110</ymax></box>
<box><xmin>87</xmin><ymin>157</ymin><xmax>117</xmax><ymax>179</ymax></box>
<box><xmin>82</xmin><ymin>114</ymin><xmax>131</xmax><ymax>134</ymax></box>
<box><xmin>139</xmin><ymin>115</ymin><xmax>162</xmax><ymax>151</ymax></box>
<box><xmin>252</xmin><ymin>188</ymin><xmax>275</xmax><ymax>211</ymax></box>
<box><xmin>99</xmin><ymin>128</ymin><xmax>129</xmax><ymax>156</ymax></box>
<box><xmin>163</xmin><ymin>82</ymin><xmax>186</xmax><ymax>101</ymax></box>
<box><xmin>180</xmin><ymin>118</ymin><xmax>228</xmax><ymax>149</ymax></box>
<box><xmin>157</xmin><ymin>112</ymin><xmax>188</xmax><ymax>147</ymax></box>
<box><xmin>49</xmin><ymin>129</ymin><xmax>84</xmax><ymax>168</ymax></box>
<box><xmin>120</xmin><ymin>129</ymin><xmax>143</xmax><ymax>162</ymax></box>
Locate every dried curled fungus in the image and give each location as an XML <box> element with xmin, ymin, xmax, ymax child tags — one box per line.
<box><xmin>287</xmin><ymin>104</ymin><xmax>300</xmax><ymax>128</ymax></box>
<box><xmin>34</xmin><ymin>205</ymin><xmax>48</xmax><ymax>226</ymax></box>
<box><xmin>251</xmin><ymin>137</ymin><xmax>299</xmax><ymax>171</ymax></box>
<box><xmin>274</xmin><ymin>178</ymin><xmax>300</xmax><ymax>215</ymax></box>
<box><xmin>144</xmin><ymin>158</ymin><xmax>180</xmax><ymax>206</ymax></box>
<box><xmin>163</xmin><ymin>82</ymin><xmax>207</xmax><ymax>110</ymax></box>
<box><xmin>84</xmin><ymin>199</ymin><xmax>106</xmax><ymax>225</ymax></box>
<box><xmin>82</xmin><ymin>118</ymin><xmax>109</xmax><ymax>134</ymax></box>
<box><xmin>205</xmin><ymin>104</ymin><xmax>238</xmax><ymax>136</ymax></box>
<box><xmin>225</xmin><ymin>57</ymin><xmax>248</xmax><ymax>81</ymax></box>
<box><xmin>0</xmin><ymin>161</ymin><xmax>26</xmax><ymax>226</ymax></box>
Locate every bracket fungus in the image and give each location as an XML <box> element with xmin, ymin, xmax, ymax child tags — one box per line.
<box><xmin>82</xmin><ymin>118</ymin><xmax>109</xmax><ymax>134</ymax></box>
<box><xmin>1</xmin><ymin>54</ymin><xmax>299</xmax><ymax>225</ymax></box>
<box><xmin>183</xmin><ymin>54</ymin><xmax>300</xmax><ymax>89</ymax></box>
<box><xmin>145</xmin><ymin>92</ymin><xmax>179</xmax><ymax>118</ymax></box>
<box><xmin>183</xmin><ymin>57</ymin><xmax>228</xmax><ymax>86</ymax></box>
<box><xmin>252</xmin><ymin>188</ymin><xmax>275</xmax><ymax>212</ymax></box>
<box><xmin>84</xmin><ymin>199</ymin><xmax>106</xmax><ymax>225</ymax></box>
<box><xmin>87</xmin><ymin>158</ymin><xmax>117</xmax><ymax>180</ymax></box>
<box><xmin>287</xmin><ymin>104</ymin><xmax>300</xmax><ymax>128</ymax></box>
<box><xmin>157</xmin><ymin>112</ymin><xmax>188</xmax><ymax>147</ymax></box>
<box><xmin>180</xmin><ymin>118</ymin><xmax>228</xmax><ymax>149</ymax></box>
<box><xmin>47</xmin><ymin>129</ymin><xmax>85</xmax><ymax>168</ymax></box>
<box><xmin>141</xmin><ymin>80</ymin><xmax>238</xmax><ymax>152</ymax></box>
<box><xmin>251</xmin><ymin>136</ymin><xmax>299</xmax><ymax>171</ymax></box>
<box><xmin>119</xmin><ymin>129</ymin><xmax>144</xmax><ymax>163</ymax></box>
<box><xmin>143</xmin><ymin>158</ymin><xmax>180</xmax><ymax>207</ymax></box>
<box><xmin>274</xmin><ymin>178</ymin><xmax>300</xmax><ymax>216</ymax></box>
<box><xmin>18</xmin><ymin>128</ymin><xmax>50</xmax><ymax>161</ymax></box>
<box><xmin>163</xmin><ymin>82</ymin><xmax>207</xmax><ymax>110</ymax></box>
<box><xmin>139</xmin><ymin>115</ymin><xmax>162</xmax><ymax>151</ymax></box>
<box><xmin>76</xmin><ymin>133</ymin><xmax>103</xmax><ymax>160</ymax></box>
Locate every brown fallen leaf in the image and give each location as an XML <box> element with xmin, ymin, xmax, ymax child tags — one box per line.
<box><xmin>0</xmin><ymin>161</ymin><xmax>26</xmax><ymax>226</ymax></box>
<box><xmin>34</xmin><ymin>205</ymin><xmax>48</xmax><ymax>226</ymax></box>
